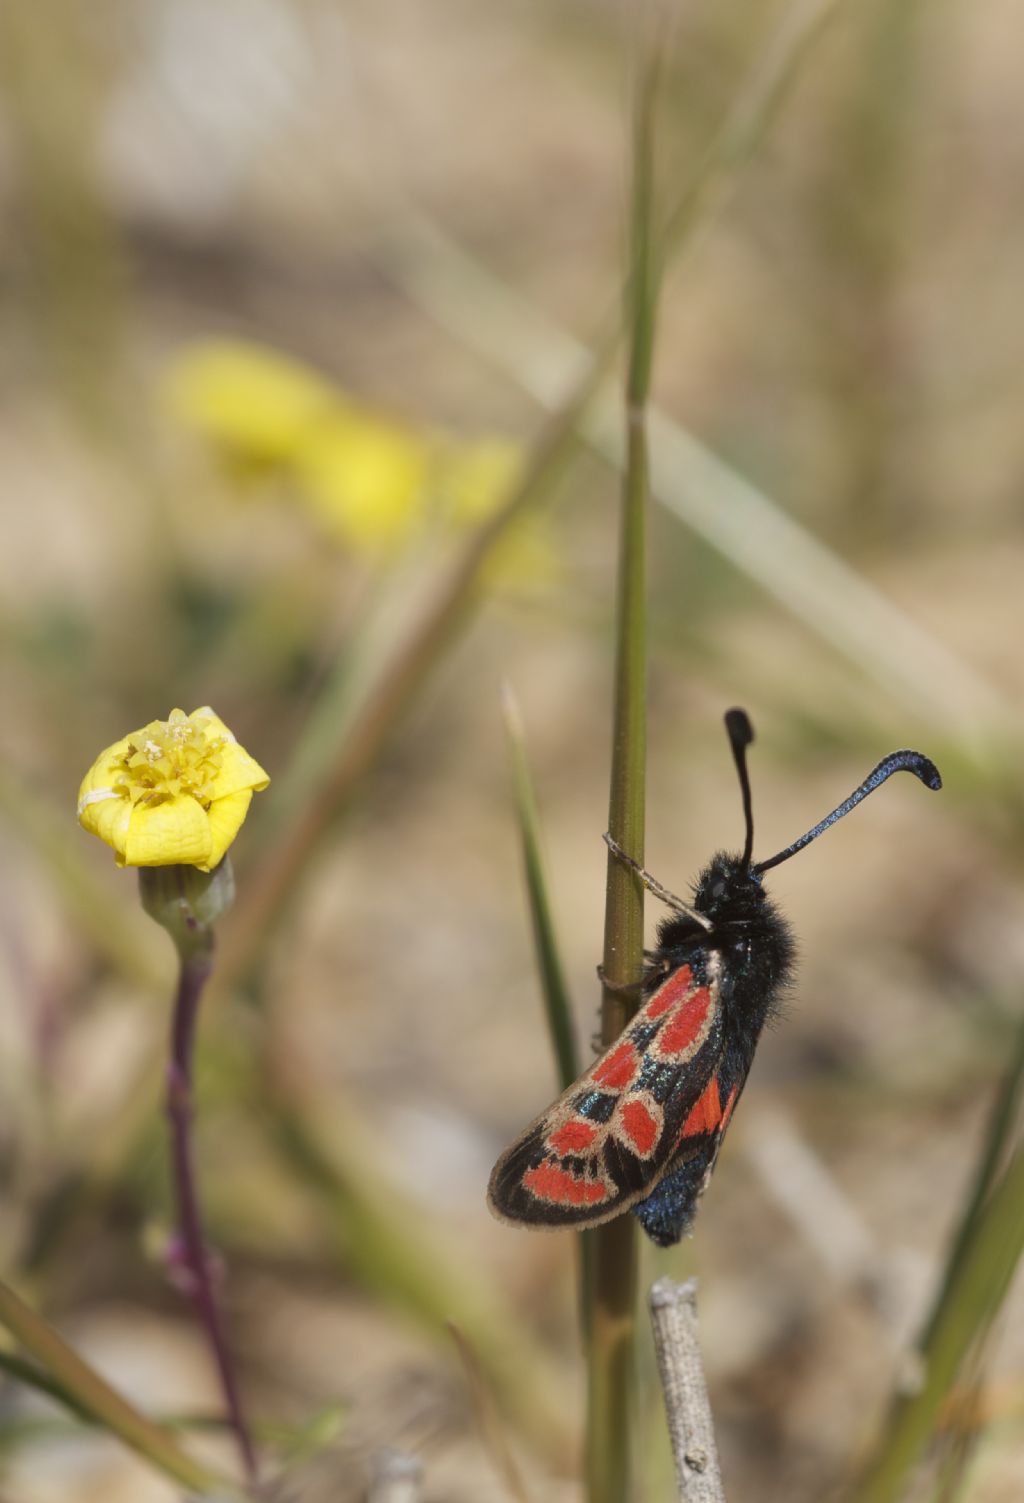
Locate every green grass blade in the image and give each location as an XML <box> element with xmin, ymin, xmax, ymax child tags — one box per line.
<box><xmin>918</xmin><ymin>1012</ymin><xmax>1024</xmax><ymax>1351</ymax></box>
<box><xmin>501</xmin><ymin>682</ymin><xmax>579</xmax><ymax>1091</ymax></box>
<box><xmin>853</xmin><ymin>1145</ymin><xmax>1024</xmax><ymax>1503</ymax></box>
<box><xmin>501</xmin><ymin>680</ymin><xmax>592</xmax><ymax>1345</ymax></box>
<box><xmin>0</xmin><ymin>1348</ymin><xmax>96</xmax><ymax>1425</ymax></box>
<box><xmin>927</xmin><ymin>1339</ymin><xmax>989</xmax><ymax>1503</ymax></box>
<box><xmin>0</xmin><ymin>1279</ymin><xmax>229</xmax><ymax>1496</ymax></box>
<box><xmin>0</xmin><ymin>1351</ymin><xmax>343</xmax><ymax>1471</ymax></box>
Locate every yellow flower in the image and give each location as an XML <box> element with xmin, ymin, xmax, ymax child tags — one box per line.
<box><xmin>166</xmin><ymin>340</ymin><xmax>336</xmax><ymax>468</ymax></box>
<box><xmin>78</xmin><ymin>707</ymin><xmax>270</xmax><ymax>870</ymax></box>
<box><xmin>294</xmin><ymin>411</ymin><xmax>432</xmax><ymax>554</ymax></box>
<box><xmin>164</xmin><ymin>337</ymin><xmax>554</xmax><ymax>576</ymax></box>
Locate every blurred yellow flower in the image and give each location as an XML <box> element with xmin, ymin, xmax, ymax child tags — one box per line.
<box><xmin>78</xmin><ymin>707</ymin><xmax>270</xmax><ymax>870</ymax></box>
<box><xmin>165</xmin><ymin>337</ymin><xmax>553</xmax><ymax>581</ymax></box>
<box><xmin>166</xmin><ymin>340</ymin><xmax>336</xmax><ymax>468</ymax></box>
<box><xmin>294</xmin><ymin>412</ymin><xmax>432</xmax><ymax>554</ymax></box>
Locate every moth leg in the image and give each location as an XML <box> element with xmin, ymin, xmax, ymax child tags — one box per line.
<box><xmin>595</xmin><ymin>964</ymin><xmax>645</xmax><ymax>999</ymax></box>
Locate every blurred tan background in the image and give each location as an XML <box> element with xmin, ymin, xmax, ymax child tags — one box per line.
<box><xmin>1</xmin><ymin>1</ymin><xmax>1023</xmax><ymax>1500</ymax></box>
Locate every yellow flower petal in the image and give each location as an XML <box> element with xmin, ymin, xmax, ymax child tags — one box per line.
<box><xmin>190</xmin><ymin>708</ymin><xmax>270</xmax><ymax>798</ymax></box>
<box><xmin>125</xmin><ymin>795</ymin><xmax>213</xmax><ymax>868</ymax></box>
<box><xmin>188</xmin><ymin>706</ymin><xmax>230</xmax><ymax>737</ymax></box>
<box><xmin>214</xmin><ymin>741</ymin><xmax>271</xmax><ymax>799</ymax></box>
<box><xmin>78</xmin><ymin>790</ymin><xmax>132</xmax><ymax>861</ymax></box>
<box><xmin>205</xmin><ymin>789</ymin><xmax>254</xmax><ymax>870</ymax></box>
<box><xmin>78</xmin><ymin>738</ymin><xmax>131</xmax><ymax>802</ymax></box>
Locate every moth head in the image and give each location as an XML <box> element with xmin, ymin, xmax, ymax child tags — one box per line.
<box><xmin>693</xmin><ymin>852</ymin><xmax>762</xmax><ymax>920</ymax></box>
<box><xmin>693</xmin><ymin>850</ymin><xmax>795</xmax><ymax>999</ymax></box>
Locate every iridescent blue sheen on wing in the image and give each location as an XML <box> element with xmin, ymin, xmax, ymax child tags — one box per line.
<box><xmin>633</xmin><ymin>1143</ymin><xmax>718</xmax><ymax>1246</ymax></box>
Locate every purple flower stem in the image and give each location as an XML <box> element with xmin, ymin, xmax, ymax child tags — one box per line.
<box><xmin>167</xmin><ymin>929</ymin><xmax>258</xmax><ymax>1488</ymax></box>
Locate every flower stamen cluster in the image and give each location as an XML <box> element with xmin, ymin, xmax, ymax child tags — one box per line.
<box><xmin>116</xmin><ymin>710</ymin><xmax>225</xmax><ymax>810</ymax></box>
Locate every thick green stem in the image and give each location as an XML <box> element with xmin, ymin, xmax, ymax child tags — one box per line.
<box><xmin>584</xmin><ymin>411</ymin><xmax>647</xmax><ymax>1497</ymax></box>
<box><xmin>585</xmin><ymin>22</ymin><xmax>663</xmax><ymax>1502</ymax></box>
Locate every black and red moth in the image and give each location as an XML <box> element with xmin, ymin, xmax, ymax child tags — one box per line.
<box><xmin>488</xmin><ymin>709</ymin><xmax>941</xmax><ymax>1247</ymax></box>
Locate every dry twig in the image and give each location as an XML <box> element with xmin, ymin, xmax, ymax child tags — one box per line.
<box><xmin>367</xmin><ymin>1449</ymin><xmax>422</xmax><ymax>1503</ymax></box>
<box><xmin>649</xmin><ymin>1278</ymin><xmax>725</xmax><ymax>1503</ymax></box>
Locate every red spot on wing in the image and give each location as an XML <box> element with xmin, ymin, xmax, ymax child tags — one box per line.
<box><xmin>523</xmin><ymin>1161</ymin><xmax>608</xmax><ymax>1207</ymax></box>
<box><xmin>657</xmin><ymin>987</ymin><xmax>713</xmax><ymax>1057</ymax></box>
<box><xmin>620</xmin><ymin>1100</ymin><xmax>658</xmax><ymax>1155</ymax></box>
<box><xmin>549</xmin><ymin>1119</ymin><xmax>598</xmax><ymax>1155</ymax></box>
<box><xmin>645</xmin><ymin>964</ymin><xmax>693</xmax><ymax>1019</ymax></box>
<box><xmin>680</xmin><ymin>1076</ymin><xmax>722</xmax><ymax>1139</ymax></box>
<box><xmin>594</xmin><ymin>1041</ymin><xmax>638</xmax><ymax>1089</ymax></box>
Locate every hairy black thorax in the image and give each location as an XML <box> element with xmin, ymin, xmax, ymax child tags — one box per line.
<box><xmin>652</xmin><ymin>850</ymin><xmax>795</xmax><ymax>1042</ymax></box>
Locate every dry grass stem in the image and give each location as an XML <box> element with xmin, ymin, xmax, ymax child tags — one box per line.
<box><xmin>387</xmin><ymin>221</ymin><xmax>1015</xmax><ymax>754</ymax></box>
<box><xmin>448</xmin><ymin>1322</ymin><xmax>533</xmax><ymax>1503</ymax></box>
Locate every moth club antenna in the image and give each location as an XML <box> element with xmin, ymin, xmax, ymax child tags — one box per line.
<box><xmin>753</xmin><ymin>749</ymin><xmax>942</xmax><ymax>876</ymax></box>
<box><xmin>724</xmin><ymin>708</ymin><xmax>756</xmax><ymax>870</ymax></box>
